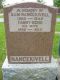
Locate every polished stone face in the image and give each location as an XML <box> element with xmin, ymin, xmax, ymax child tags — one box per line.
<box><xmin>4</xmin><ymin>2</ymin><xmax>56</xmax><ymax>63</ymax></box>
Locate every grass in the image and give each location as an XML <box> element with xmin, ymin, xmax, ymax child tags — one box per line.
<box><xmin>0</xmin><ymin>15</ymin><xmax>4</xmax><ymax>18</ymax></box>
<box><xmin>52</xmin><ymin>34</ymin><xmax>60</xmax><ymax>58</ymax></box>
<box><xmin>0</xmin><ymin>22</ymin><xmax>6</xmax><ymax>63</ymax></box>
<box><xmin>57</xmin><ymin>15</ymin><xmax>60</xmax><ymax>18</ymax></box>
<box><xmin>0</xmin><ymin>22</ymin><xmax>6</xmax><ymax>80</ymax></box>
<box><xmin>56</xmin><ymin>14</ymin><xmax>60</xmax><ymax>32</ymax></box>
<box><xmin>55</xmin><ymin>22</ymin><xmax>60</xmax><ymax>32</ymax></box>
<box><xmin>0</xmin><ymin>9</ymin><xmax>3</xmax><ymax>14</ymax></box>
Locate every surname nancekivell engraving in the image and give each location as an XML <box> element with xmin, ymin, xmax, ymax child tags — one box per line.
<box><xmin>4</xmin><ymin>2</ymin><xmax>56</xmax><ymax>63</ymax></box>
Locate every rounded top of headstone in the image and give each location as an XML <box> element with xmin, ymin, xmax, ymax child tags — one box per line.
<box><xmin>3</xmin><ymin>2</ymin><xmax>55</xmax><ymax>11</ymax></box>
<box><xmin>3</xmin><ymin>0</ymin><xmax>54</xmax><ymax>9</ymax></box>
<box><xmin>3</xmin><ymin>0</ymin><xmax>37</xmax><ymax>7</ymax></box>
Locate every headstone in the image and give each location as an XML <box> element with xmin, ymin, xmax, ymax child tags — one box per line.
<box><xmin>4</xmin><ymin>1</ymin><xmax>56</xmax><ymax>63</ymax></box>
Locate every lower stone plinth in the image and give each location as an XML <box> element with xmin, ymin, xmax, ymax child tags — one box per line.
<box><xmin>2</xmin><ymin>57</ymin><xmax>58</xmax><ymax>80</ymax></box>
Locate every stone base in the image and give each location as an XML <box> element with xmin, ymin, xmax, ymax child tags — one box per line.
<box><xmin>2</xmin><ymin>57</ymin><xmax>58</xmax><ymax>80</ymax></box>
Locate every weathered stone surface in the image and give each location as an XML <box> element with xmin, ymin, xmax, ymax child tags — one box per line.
<box><xmin>2</xmin><ymin>57</ymin><xmax>58</xmax><ymax>80</ymax></box>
